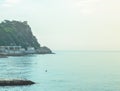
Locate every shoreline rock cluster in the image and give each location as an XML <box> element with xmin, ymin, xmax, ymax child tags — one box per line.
<box><xmin>0</xmin><ymin>79</ymin><xmax>35</xmax><ymax>86</ymax></box>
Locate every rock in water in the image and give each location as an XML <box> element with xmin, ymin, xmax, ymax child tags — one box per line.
<box><xmin>0</xmin><ymin>79</ymin><xmax>35</xmax><ymax>86</ymax></box>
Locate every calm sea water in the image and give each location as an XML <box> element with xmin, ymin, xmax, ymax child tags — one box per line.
<box><xmin>0</xmin><ymin>51</ymin><xmax>120</xmax><ymax>91</ymax></box>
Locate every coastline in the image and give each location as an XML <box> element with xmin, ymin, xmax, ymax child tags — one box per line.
<box><xmin>0</xmin><ymin>51</ymin><xmax>54</xmax><ymax>58</ymax></box>
<box><xmin>0</xmin><ymin>46</ymin><xmax>53</xmax><ymax>57</ymax></box>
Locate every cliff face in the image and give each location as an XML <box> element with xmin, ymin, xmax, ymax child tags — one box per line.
<box><xmin>0</xmin><ymin>20</ymin><xmax>52</xmax><ymax>54</ymax></box>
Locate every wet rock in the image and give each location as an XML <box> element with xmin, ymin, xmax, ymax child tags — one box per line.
<box><xmin>0</xmin><ymin>79</ymin><xmax>35</xmax><ymax>86</ymax></box>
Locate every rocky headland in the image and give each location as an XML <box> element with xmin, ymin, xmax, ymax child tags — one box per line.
<box><xmin>0</xmin><ymin>20</ymin><xmax>52</xmax><ymax>56</ymax></box>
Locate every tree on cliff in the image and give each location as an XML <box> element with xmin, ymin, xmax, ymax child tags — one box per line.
<box><xmin>0</xmin><ymin>20</ymin><xmax>40</xmax><ymax>50</ymax></box>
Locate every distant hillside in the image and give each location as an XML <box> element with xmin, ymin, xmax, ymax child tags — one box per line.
<box><xmin>0</xmin><ymin>20</ymin><xmax>52</xmax><ymax>54</ymax></box>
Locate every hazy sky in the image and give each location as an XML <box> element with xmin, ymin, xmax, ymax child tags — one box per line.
<box><xmin>0</xmin><ymin>0</ymin><xmax>120</xmax><ymax>50</ymax></box>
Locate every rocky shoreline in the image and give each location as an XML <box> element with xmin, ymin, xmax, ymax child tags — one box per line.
<box><xmin>0</xmin><ymin>46</ymin><xmax>53</xmax><ymax>57</ymax></box>
<box><xmin>0</xmin><ymin>79</ymin><xmax>35</xmax><ymax>86</ymax></box>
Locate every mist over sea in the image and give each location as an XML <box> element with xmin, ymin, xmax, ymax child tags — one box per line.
<box><xmin>0</xmin><ymin>51</ymin><xmax>120</xmax><ymax>91</ymax></box>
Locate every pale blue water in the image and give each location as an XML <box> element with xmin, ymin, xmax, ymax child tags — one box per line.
<box><xmin>0</xmin><ymin>51</ymin><xmax>120</xmax><ymax>91</ymax></box>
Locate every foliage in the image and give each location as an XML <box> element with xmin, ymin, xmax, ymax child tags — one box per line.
<box><xmin>0</xmin><ymin>20</ymin><xmax>40</xmax><ymax>49</ymax></box>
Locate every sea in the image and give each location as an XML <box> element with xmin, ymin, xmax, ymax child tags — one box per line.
<box><xmin>0</xmin><ymin>51</ymin><xmax>120</xmax><ymax>91</ymax></box>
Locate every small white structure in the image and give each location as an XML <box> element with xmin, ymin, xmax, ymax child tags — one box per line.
<box><xmin>26</xmin><ymin>47</ymin><xmax>36</xmax><ymax>54</ymax></box>
<box><xmin>0</xmin><ymin>46</ymin><xmax>25</xmax><ymax>55</ymax></box>
<box><xmin>0</xmin><ymin>46</ymin><xmax>36</xmax><ymax>55</ymax></box>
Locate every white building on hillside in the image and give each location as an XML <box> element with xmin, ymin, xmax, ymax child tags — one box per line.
<box><xmin>0</xmin><ymin>46</ymin><xmax>25</xmax><ymax>54</ymax></box>
<box><xmin>26</xmin><ymin>47</ymin><xmax>36</xmax><ymax>54</ymax></box>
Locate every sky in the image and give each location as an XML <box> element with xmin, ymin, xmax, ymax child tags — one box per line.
<box><xmin>0</xmin><ymin>0</ymin><xmax>120</xmax><ymax>50</ymax></box>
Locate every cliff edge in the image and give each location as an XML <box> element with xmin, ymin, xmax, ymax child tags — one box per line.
<box><xmin>0</xmin><ymin>20</ymin><xmax>52</xmax><ymax>54</ymax></box>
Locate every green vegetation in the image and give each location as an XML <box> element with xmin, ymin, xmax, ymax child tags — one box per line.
<box><xmin>0</xmin><ymin>20</ymin><xmax>40</xmax><ymax>50</ymax></box>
